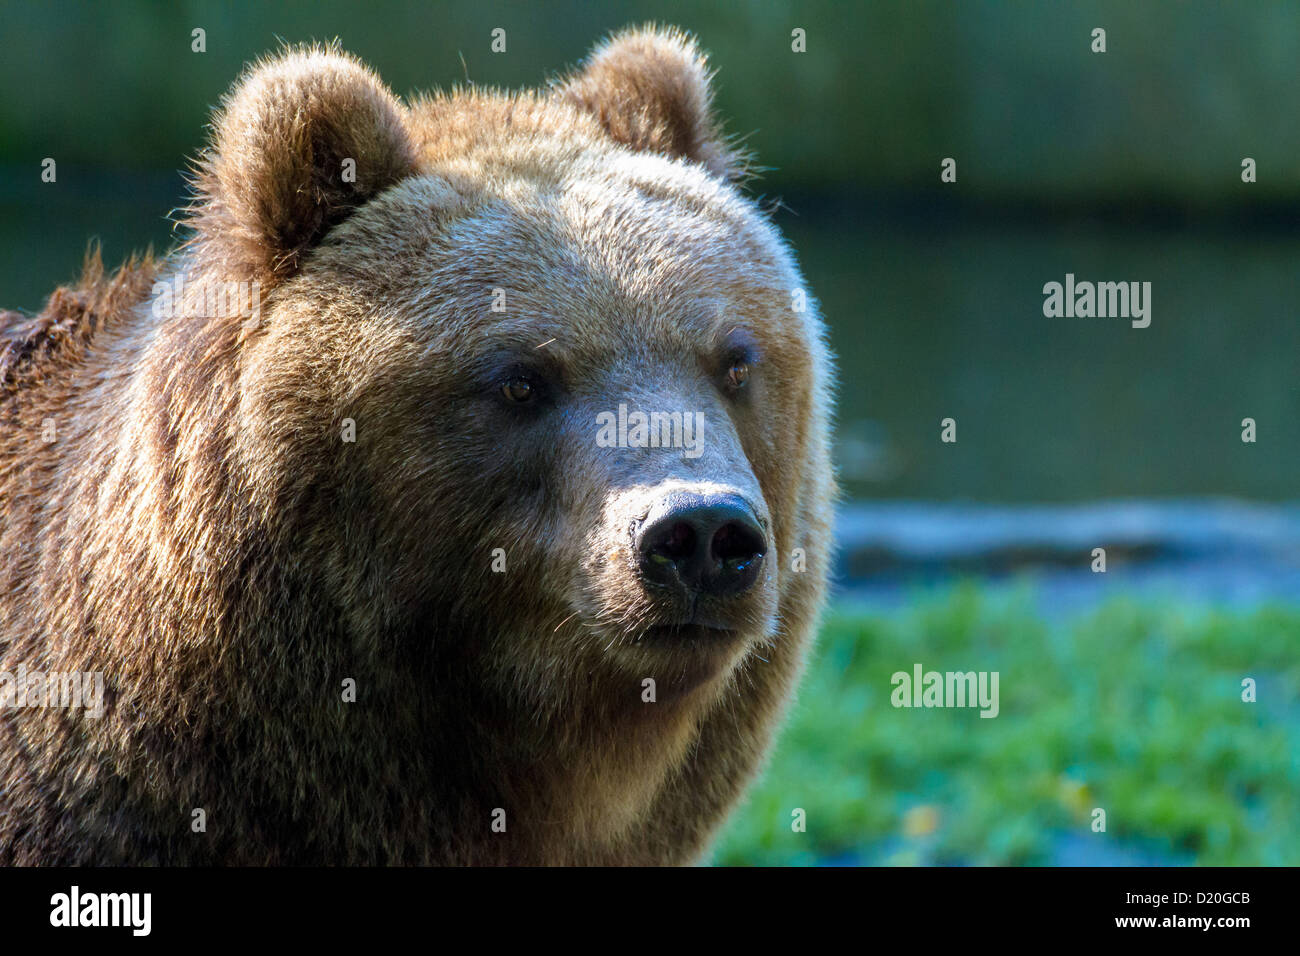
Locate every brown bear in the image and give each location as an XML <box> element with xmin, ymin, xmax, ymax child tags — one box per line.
<box><xmin>0</xmin><ymin>27</ymin><xmax>834</xmax><ymax>865</ymax></box>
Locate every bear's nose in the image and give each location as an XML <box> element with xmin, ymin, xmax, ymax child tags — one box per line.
<box><xmin>636</xmin><ymin>492</ymin><xmax>766</xmax><ymax>598</ymax></box>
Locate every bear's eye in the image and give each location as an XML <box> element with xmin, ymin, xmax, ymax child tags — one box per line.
<box><xmin>501</xmin><ymin>378</ymin><xmax>535</xmax><ymax>404</ymax></box>
<box><xmin>726</xmin><ymin>362</ymin><xmax>750</xmax><ymax>390</ymax></box>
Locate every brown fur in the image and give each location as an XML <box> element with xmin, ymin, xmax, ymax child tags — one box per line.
<box><xmin>0</xmin><ymin>27</ymin><xmax>834</xmax><ymax>865</ymax></box>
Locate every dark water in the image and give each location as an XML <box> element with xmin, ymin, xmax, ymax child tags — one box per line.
<box><xmin>4</xmin><ymin>176</ymin><xmax>1297</xmax><ymax>503</ymax></box>
<box><xmin>782</xmin><ymin>200</ymin><xmax>1300</xmax><ymax>502</ymax></box>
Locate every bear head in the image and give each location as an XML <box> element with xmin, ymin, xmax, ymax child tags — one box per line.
<box><xmin>166</xmin><ymin>28</ymin><xmax>833</xmax><ymax>857</ymax></box>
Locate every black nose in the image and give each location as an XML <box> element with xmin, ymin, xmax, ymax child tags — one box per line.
<box><xmin>636</xmin><ymin>492</ymin><xmax>767</xmax><ymax>597</ymax></box>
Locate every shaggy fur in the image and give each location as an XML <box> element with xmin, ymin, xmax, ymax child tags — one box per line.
<box><xmin>0</xmin><ymin>27</ymin><xmax>834</xmax><ymax>865</ymax></box>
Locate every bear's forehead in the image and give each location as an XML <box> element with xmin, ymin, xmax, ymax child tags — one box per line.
<box><xmin>334</xmin><ymin>153</ymin><xmax>788</xmax><ymax>297</ymax></box>
<box><xmin>392</xmin><ymin>89</ymin><xmax>781</xmax><ymax>271</ymax></box>
<box><xmin>309</xmin><ymin>149</ymin><xmax>798</xmax><ymax>344</ymax></box>
<box><xmin>291</xmin><ymin>92</ymin><xmax>809</xmax><ymax>365</ymax></box>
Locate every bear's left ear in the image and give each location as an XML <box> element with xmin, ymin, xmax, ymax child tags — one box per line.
<box><xmin>185</xmin><ymin>46</ymin><xmax>415</xmax><ymax>285</ymax></box>
<box><xmin>556</xmin><ymin>26</ymin><xmax>746</xmax><ymax>182</ymax></box>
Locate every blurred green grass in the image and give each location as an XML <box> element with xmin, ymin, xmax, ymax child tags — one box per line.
<box><xmin>713</xmin><ymin>586</ymin><xmax>1300</xmax><ymax>866</ymax></box>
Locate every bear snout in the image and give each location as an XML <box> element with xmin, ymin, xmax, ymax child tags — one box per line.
<box><xmin>634</xmin><ymin>489</ymin><xmax>767</xmax><ymax>605</ymax></box>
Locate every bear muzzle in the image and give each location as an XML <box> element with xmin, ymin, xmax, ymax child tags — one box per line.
<box><xmin>633</xmin><ymin>490</ymin><xmax>768</xmax><ymax>636</ymax></box>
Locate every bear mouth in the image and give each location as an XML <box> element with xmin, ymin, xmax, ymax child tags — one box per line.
<box><xmin>641</xmin><ymin>622</ymin><xmax>742</xmax><ymax>645</ymax></box>
<box><xmin>634</xmin><ymin>622</ymin><xmax>749</xmax><ymax>696</ymax></box>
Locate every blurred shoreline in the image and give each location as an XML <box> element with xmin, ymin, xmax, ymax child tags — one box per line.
<box><xmin>834</xmin><ymin>498</ymin><xmax>1300</xmax><ymax>613</ymax></box>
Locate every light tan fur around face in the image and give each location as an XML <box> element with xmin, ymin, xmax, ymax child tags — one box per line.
<box><xmin>0</xmin><ymin>27</ymin><xmax>834</xmax><ymax>865</ymax></box>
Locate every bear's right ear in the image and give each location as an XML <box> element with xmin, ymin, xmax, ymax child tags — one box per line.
<box><xmin>185</xmin><ymin>46</ymin><xmax>415</xmax><ymax>285</ymax></box>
